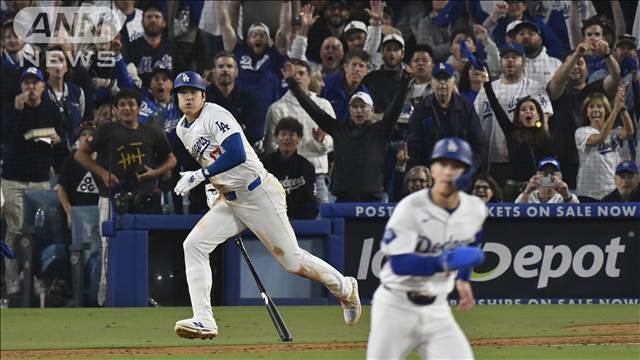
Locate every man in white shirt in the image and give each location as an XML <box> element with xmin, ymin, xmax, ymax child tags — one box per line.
<box><xmin>515</xmin><ymin>157</ymin><xmax>579</xmax><ymax>203</ymax></box>
<box><xmin>264</xmin><ymin>59</ymin><xmax>335</xmax><ymax>204</ymax></box>
<box><xmin>474</xmin><ymin>42</ymin><xmax>554</xmax><ymax>186</ymax></box>
<box><xmin>510</xmin><ymin>20</ymin><xmax>561</xmax><ymax>86</ymax></box>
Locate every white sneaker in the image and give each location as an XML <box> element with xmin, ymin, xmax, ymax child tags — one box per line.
<box><xmin>340</xmin><ymin>277</ymin><xmax>361</xmax><ymax>325</ymax></box>
<box><xmin>174</xmin><ymin>318</ymin><xmax>218</xmax><ymax>339</ymax></box>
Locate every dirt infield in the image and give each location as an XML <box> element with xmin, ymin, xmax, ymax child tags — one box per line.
<box><xmin>2</xmin><ymin>333</ymin><xmax>639</xmax><ymax>359</ymax></box>
<box><xmin>563</xmin><ymin>323</ymin><xmax>640</xmax><ymax>334</ymax></box>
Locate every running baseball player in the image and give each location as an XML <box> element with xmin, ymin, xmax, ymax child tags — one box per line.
<box><xmin>367</xmin><ymin>137</ymin><xmax>487</xmax><ymax>359</ymax></box>
<box><xmin>171</xmin><ymin>71</ymin><xmax>361</xmax><ymax>339</ymax></box>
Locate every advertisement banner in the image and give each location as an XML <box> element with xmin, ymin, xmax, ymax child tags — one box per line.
<box><xmin>345</xmin><ymin>217</ymin><xmax>640</xmax><ymax>301</ymax></box>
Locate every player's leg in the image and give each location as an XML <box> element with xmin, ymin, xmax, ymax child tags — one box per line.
<box><xmin>417</xmin><ymin>308</ymin><xmax>474</xmax><ymax>360</ymax></box>
<box><xmin>232</xmin><ymin>174</ymin><xmax>360</xmax><ymax>324</ymax></box>
<box><xmin>367</xmin><ymin>286</ymin><xmax>419</xmax><ymax>359</ymax></box>
<box><xmin>176</xmin><ymin>198</ymin><xmax>245</xmax><ymax>339</ymax></box>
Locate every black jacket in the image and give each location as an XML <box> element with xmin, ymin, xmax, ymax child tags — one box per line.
<box><xmin>2</xmin><ymin>100</ymin><xmax>62</xmax><ymax>182</ymax></box>
<box><xmin>263</xmin><ymin>151</ymin><xmax>318</xmax><ymax>219</ymax></box>
<box><xmin>287</xmin><ymin>75</ymin><xmax>411</xmax><ymax>199</ymax></box>
<box><xmin>601</xmin><ymin>187</ymin><xmax>640</xmax><ymax>202</ymax></box>
<box><xmin>407</xmin><ymin>93</ymin><xmax>486</xmax><ymax>170</ymax></box>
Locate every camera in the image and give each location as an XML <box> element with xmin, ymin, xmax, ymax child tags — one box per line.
<box><xmin>540</xmin><ymin>175</ymin><xmax>556</xmax><ymax>188</ymax></box>
<box><xmin>114</xmin><ymin>191</ymin><xmax>161</xmax><ymax>214</ymax></box>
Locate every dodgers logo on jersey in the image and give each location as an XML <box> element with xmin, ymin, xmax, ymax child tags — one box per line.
<box><xmin>191</xmin><ymin>136</ymin><xmax>210</xmax><ymax>160</ymax></box>
<box><xmin>415</xmin><ymin>234</ymin><xmax>474</xmax><ymax>255</ymax></box>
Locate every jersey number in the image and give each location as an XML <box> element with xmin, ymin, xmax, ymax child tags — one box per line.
<box><xmin>215</xmin><ymin>121</ymin><xmax>231</xmax><ymax>133</ymax></box>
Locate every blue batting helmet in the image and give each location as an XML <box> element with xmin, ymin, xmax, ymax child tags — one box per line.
<box><xmin>173</xmin><ymin>71</ymin><xmax>206</xmax><ymax>92</ymax></box>
<box><xmin>430</xmin><ymin>137</ymin><xmax>473</xmax><ymax>167</ymax></box>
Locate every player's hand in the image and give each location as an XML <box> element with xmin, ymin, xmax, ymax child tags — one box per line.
<box><xmin>205</xmin><ymin>183</ymin><xmax>219</xmax><ymax>209</ymax></box>
<box><xmin>174</xmin><ymin>170</ymin><xmax>207</xmax><ymax>196</ymax></box>
<box><xmin>136</xmin><ymin>165</ymin><xmax>159</xmax><ymax>182</ymax></box>
<box><xmin>456</xmin><ymin>280</ymin><xmax>475</xmax><ymax>311</ymax></box>
<box><xmin>100</xmin><ymin>170</ymin><xmax>120</xmax><ymax>189</ymax></box>
<box><xmin>441</xmin><ymin>246</ymin><xmax>485</xmax><ymax>272</ymax></box>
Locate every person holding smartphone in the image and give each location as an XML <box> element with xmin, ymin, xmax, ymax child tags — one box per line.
<box><xmin>515</xmin><ymin>157</ymin><xmax>578</xmax><ymax>203</ymax></box>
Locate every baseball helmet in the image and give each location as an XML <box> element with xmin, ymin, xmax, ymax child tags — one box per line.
<box><xmin>430</xmin><ymin>137</ymin><xmax>473</xmax><ymax>167</ymax></box>
<box><xmin>173</xmin><ymin>71</ymin><xmax>206</xmax><ymax>92</ymax></box>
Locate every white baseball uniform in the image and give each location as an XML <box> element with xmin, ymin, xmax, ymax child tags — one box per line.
<box><xmin>367</xmin><ymin>189</ymin><xmax>488</xmax><ymax>360</ymax></box>
<box><xmin>176</xmin><ymin>102</ymin><xmax>353</xmax><ymax>323</ymax></box>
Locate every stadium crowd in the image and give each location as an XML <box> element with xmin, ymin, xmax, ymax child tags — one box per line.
<box><xmin>0</xmin><ymin>0</ymin><xmax>639</xmax><ymax>305</ymax></box>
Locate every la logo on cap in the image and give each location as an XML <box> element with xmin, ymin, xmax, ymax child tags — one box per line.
<box><xmin>440</xmin><ymin>63</ymin><xmax>445</xmax><ymax>70</ymax></box>
<box><xmin>27</xmin><ymin>67</ymin><xmax>38</xmax><ymax>74</ymax></box>
<box><xmin>182</xmin><ymin>73</ymin><xmax>190</xmax><ymax>82</ymax></box>
<box><xmin>447</xmin><ymin>140</ymin><xmax>458</xmax><ymax>152</ymax></box>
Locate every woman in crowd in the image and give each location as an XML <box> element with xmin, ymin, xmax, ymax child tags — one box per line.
<box><xmin>470</xmin><ymin>173</ymin><xmax>502</xmax><ymax>203</ymax></box>
<box><xmin>482</xmin><ymin>70</ymin><xmax>554</xmax><ymax>201</ymax></box>
<box><xmin>458</xmin><ymin>61</ymin><xmax>490</xmax><ymax>104</ymax></box>
<box><xmin>575</xmin><ymin>87</ymin><xmax>633</xmax><ymax>202</ymax></box>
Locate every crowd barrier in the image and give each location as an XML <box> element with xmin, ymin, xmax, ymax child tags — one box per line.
<box><xmin>104</xmin><ymin>203</ymin><xmax>640</xmax><ymax>307</ymax></box>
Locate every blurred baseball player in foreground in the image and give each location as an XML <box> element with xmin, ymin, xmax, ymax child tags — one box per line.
<box><xmin>171</xmin><ymin>71</ymin><xmax>361</xmax><ymax>339</ymax></box>
<box><xmin>367</xmin><ymin>137</ymin><xmax>487</xmax><ymax>359</ymax></box>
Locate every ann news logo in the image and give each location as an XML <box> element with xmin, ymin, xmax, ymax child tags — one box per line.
<box><xmin>12</xmin><ymin>6</ymin><xmax>124</xmax><ymax>68</ymax></box>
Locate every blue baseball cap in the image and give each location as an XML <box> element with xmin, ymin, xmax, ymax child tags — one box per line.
<box><xmin>513</xmin><ymin>21</ymin><xmax>541</xmax><ymax>36</ymax></box>
<box><xmin>500</xmin><ymin>43</ymin><xmax>525</xmax><ymax>57</ymax></box>
<box><xmin>615</xmin><ymin>161</ymin><xmax>638</xmax><ymax>175</ymax></box>
<box><xmin>432</xmin><ymin>62</ymin><xmax>455</xmax><ymax>78</ymax></box>
<box><xmin>20</xmin><ymin>66</ymin><xmax>45</xmax><ymax>82</ymax></box>
<box><xmin>538</xmin><ymin>157</ymin><xmax>561</xmax><ymax>172</ymax></box>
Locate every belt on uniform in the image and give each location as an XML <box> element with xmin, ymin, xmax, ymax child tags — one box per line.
<box><xmin>224</xmin><ymin>177</ymin><xmax>261</xmax><ymax>201</ymax></box>
<box><xmin>384</xmin><ymin>285</ymin><xmax>437</xmax><ymax>306</ymax></box>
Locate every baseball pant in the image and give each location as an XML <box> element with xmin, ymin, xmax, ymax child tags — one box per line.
<box><xmin>183</xmin><ymin>173</ymin><xmax>352</xmax><ymax>321</ymax></box>
<box><xmin>1</xmin><ymin>179</ymin><xmax>50</xmax><ymax>289</ymax></box>
<box><xmin>367</xmin><ymin>285</ymin><xmax>474</xmax><ymax>360</ymax></box>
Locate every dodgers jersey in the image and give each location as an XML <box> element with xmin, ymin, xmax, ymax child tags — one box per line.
<box><xmin>176</xmin><ymin>102</ymin><xmax>267</xmax><ymax>193</ymax></box>
<box><xmin>379</xmin><ymin>190</ymin><xmax>488</xmax><ymax>295</ymax></box>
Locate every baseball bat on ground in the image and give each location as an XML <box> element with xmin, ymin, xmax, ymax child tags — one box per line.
<box><xmin>235</xmin><ymin>236</ymin><xmax>293</xmax><ymax>342</ymax></box>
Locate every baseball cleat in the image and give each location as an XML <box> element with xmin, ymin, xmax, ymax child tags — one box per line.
<box><xmin>174</xmin><ymin>318</ymin><xmax>218</xmax><ymax>339</ymax></box>
<box><xmin>341</xmin><ymin>277</ymin><xmax>361</xmax><ymax>325</ymax></box>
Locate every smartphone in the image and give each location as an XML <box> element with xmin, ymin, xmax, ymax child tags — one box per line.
<box><xmin>540</xmin><ymin>175</ymin><xmax>555</xmax><ymax>188</ymax></box>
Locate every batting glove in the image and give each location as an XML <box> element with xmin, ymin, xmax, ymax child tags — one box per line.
<box><xmin>205</xmin><ymin>183</ymin><xmax>219</xmax><ymax>209</ymax></box>
<box><xmin>174</xmin><ymin>169</ymin><xmax>206</xmax><ymax>196</ymax></box>
<box><xmin>440</xmin><ymin>246</ymin><xmax>485</xmax><ymax>272</ymax></box>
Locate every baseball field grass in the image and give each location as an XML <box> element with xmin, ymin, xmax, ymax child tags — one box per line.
<box><xmin>1</xmin><ymin>304</ymin><xmax>639</xmax><ymax>359</ymax></box>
